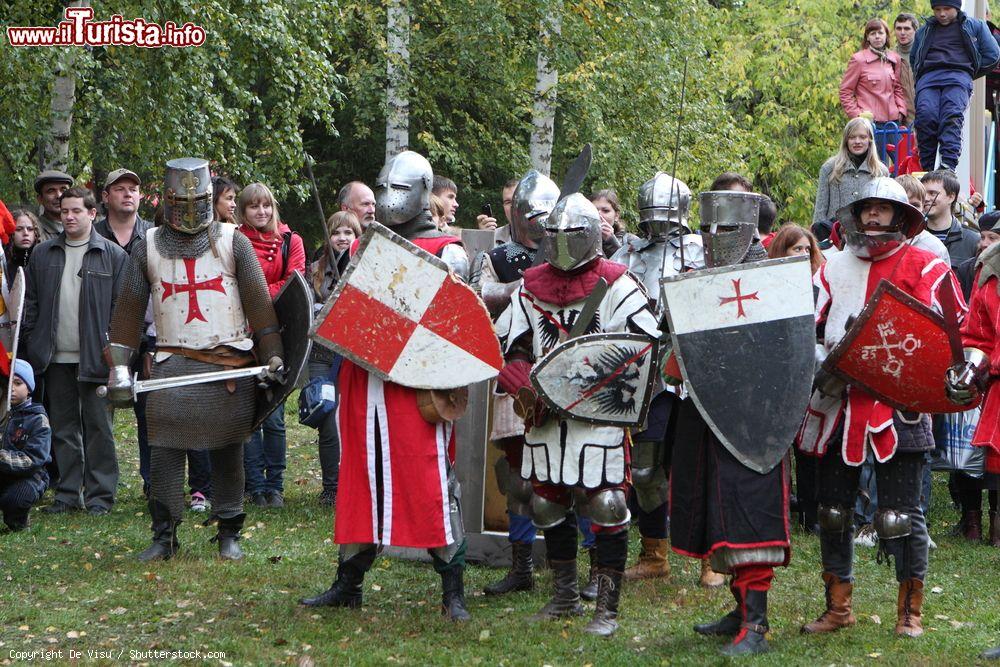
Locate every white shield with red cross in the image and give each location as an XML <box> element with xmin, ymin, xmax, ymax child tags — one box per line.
<box><xmin>660</xmin><ymin>256</ymin><xmax>816</xmax><ymax>474</ymax></box>
<box><xmin>311</xmin><ymin>222</ymin><xmax>503</xmax><ymax>390</ymax></box>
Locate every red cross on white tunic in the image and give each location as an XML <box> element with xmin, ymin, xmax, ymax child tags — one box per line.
<box><xmin>718</xmin><ymin>278</ymin><xmax>759</xmax><ymax>318</ymax></box>
<box><xmin>161</xmin><ymin>257</ymin><xmax>226</xmax><ymax>324</ymax></box>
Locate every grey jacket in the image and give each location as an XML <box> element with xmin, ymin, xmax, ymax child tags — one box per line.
<box><xmin>21</xmin><ymin>231</ymin><xmax>128</xmax><ymax>382</ymax></box>
<box><xmin>812</xmin><ymin>158</ymin><xmax>878</xmax><ymax>227</ymax></box>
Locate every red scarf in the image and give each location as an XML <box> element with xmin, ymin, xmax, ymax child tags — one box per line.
<box><xmin>522</xmin><ymin>258</ymin><xmax>628</xmax><ymax>306</ymax></box>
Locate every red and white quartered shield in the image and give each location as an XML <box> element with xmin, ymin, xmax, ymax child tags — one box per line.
<box><xmin>660</xmin><ymin>256</ymin><xmax>816</xmax><ymax>474</ymax></box>
<box><xmin>310</xmin><ymin>223</ymin><xmax>503</xmax><ymax>390</ymax></box>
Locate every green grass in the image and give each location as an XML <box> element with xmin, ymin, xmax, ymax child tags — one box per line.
<box><xmin>3</xmin><ymin>403</ymin><xmax>1000</xmax><ymax>666</ymax></box>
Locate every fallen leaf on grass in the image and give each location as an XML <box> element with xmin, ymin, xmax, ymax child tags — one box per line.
<box><xmin>868</xmin><ymin>652</ymin><xmax>881</xmax><ymax>658</ymax></box>
<box><xmin>371</xmin><ymin>584</ymin><xmax>381</xmax><ymax>591</ymax></box>
<box><xmin>870</xmin><ymin>614</ymin><xmax>881</xmax><ymax>625</ymax></box>
<box><xmin>478</xmin><ymin>630</ymin><xmax>490</xmax><ymax>642</ymax></box>
<box><xmin>83</xmin><ymin>563</ymin><xmax>93</xmax><ymax>571</ymax></box>
<box><xmin>934</xmin><ymin>614</ymin><xmax>949</xmax><ymax>620</ymax></box>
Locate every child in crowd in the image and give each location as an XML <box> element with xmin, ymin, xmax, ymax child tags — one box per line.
<box><xmin>0</xmin><ymin>360</ymin><xmax>52</xmax><ymax>531</ymax></box>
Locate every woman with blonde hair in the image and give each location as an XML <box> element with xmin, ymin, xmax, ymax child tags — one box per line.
<box><xmin>236</xmin><ymin>182</ymin><xmax>306</xmax><ymax>509</ymax></box>
<box><xmin>813</xmin><ymin>117</ymin><xmax>889</xmax><ymax>230</ymax></box>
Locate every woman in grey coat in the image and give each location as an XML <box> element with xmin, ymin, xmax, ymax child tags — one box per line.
<box><xmin>812</xmin><ymin>117</ymin><xmax>889</xmax><ymax>228</ymax></box>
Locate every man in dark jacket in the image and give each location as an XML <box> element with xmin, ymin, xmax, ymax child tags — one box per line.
<box><xmin>911</xmin><ymin>1</ymin><xmax>1000</xmax><ymax>170</ymax></box>
<box><xmin>0</xmin><ymin>360</ymin><xmax>51</xmax><ymax>531</ymax></box>
<box><xmin>21</xmin><ymin>187</ymin><xmax>127</xmax><ymax>516</ymax></box>
<box><xmin>921</xmin><ymin>170</ymin><xmax>981</xmax><ymax>268</ymax></box>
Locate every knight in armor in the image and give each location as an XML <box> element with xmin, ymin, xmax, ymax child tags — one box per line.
<box><xmin>946</xmin><ymin>224</ymin><xmax>1000</xmax><ymax>660</ymax></box>
<box><xmin>667</xmin><ymin>190</ymin><xmax>788</xmax><ymax>656</ymax></box>
<box><xmin>474</xmin><ymin>171</ymin><xmax>555</xmax><ymax>596</ymax></box>
<box><xmin>299</xmin><ymin>151</ymin><xmax>474</xmax><ymax>621</ymax></box>
<box><xmin>608</xmin><ymin>173</ymin><xmax>723</xmax><ymax>587</ymax></box>
<box><xmin>798</xmin><ymin>178</ymin><xmax>960</xmax><ymax>639</ymax></box>
<box><xmin>106</xmin><ymin>158</ymin><xmax>285</xmax><ymax>561</ymax></box>
<box><xmin>495</xmin><ymin>194</ymin><xmax>660</xmax><ymax>636</ymax></box>
<box><xmin>475</xmin><ymin>172</ymin><xmax>604</xmax><ymax>598</ymax></box>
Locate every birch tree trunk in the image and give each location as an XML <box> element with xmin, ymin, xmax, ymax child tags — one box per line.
<box><xmin>385</xmin><ymin>0</ymin><xmax>410</xmax><ymax>162</ymax></box>
<box><xmin>44</xmin><ymin>0</ymin><xmax>89</xmax><ymax>171</ymax></box>
<box><xmin>529</xmin><ymin>4</ymin><xmax>560</xmax><ymax>177</ymax></box>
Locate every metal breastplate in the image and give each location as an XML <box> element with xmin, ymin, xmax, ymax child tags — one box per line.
<box><xmin>146</xmin><ymin>223</ymin><xmax>253</xmax><ymax>351</ymax></box>
<box><xmin>611</xmin><ymin>235</ymin><xmax>705</xmax><ymax>303</ymax></box>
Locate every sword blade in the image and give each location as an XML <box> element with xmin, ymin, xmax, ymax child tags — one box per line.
<box><xmin>134</xmin><ymin>365</ymin><xmax>269</xmax><ymax>395</ymax></box>
<box><xmin>567</xmin><ymin>278</ymin><xmax>608</xmax><ymax>339</ymax></box>
<box><xmin>938</xmin><ymin>277</ymin><xmax>965</xmax><ymax>365</ymax></box>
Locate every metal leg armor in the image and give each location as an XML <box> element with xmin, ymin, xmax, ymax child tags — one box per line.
<box><xmin>873</xmin><ymin>453</ymin><xmax>928</xmax><ymax>582</ymax></box>
<box><xmin>816</xmin><ymin>450</ymin><xmax>861</xmax><ymax>582</ymax></box>
<box><xmin>427</xmin><ymin>467</ymin><xmax>466</xmax><ymax>566</ymax></box>
<box><xmin>630</xmin><ymin>438</ymin><xmax>669</xmax><ymax>513</ymax></box>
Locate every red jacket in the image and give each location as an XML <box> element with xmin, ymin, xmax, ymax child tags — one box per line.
<box><xmin>962</xmin><ymin>269</ymin><xmax>1000</xmax><ymax>469</ymax></box>
<box><xmin>840</xmin><ymin>48</ymin><xmax>907</xmax><ymax>122</ymax></box>
<box><xmin>238</xmin><ymin>222</ymin><xmax>306</xmax><ymax>300</ymax></box>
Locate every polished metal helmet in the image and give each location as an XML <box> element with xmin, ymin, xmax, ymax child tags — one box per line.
<box><xmin>698</xmin><ymin>190</ymin><xmax>767</xmax><ymax>267</ymax></box>
<box><xmin>638</xmin><ymin>172</ymin><xmax>691</xmax><ymax>236</ymax></box>
<box><xmin>542</xmin><ymin>193</ymin><xmax>602</xmax><ymax>271</ymax></box>
<box><xmin>836</xmin><ymin>177</ymin><xmax>925</xmax><ymax>259</ymax></box>
<box><xmin>163</xmin><ymin>158</ymin><xmax>213</xmax><ymax>235</ymax></box>
<box><xmin>374</xmin><ymin>150</ymin><xmax>433</xmax><ymax>226</ymax></box>
<box><xmin>510</xmin><ymin>170</ymin><xmax>560</xmax><ymax>247</ymax></box>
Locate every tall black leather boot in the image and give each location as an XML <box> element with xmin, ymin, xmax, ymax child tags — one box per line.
<box><xmin>583</xmin><ymin>568</ymin><xmax>623</xmax><ymax>637</ymax></box>
<box><xmin>530</xmin><ymin>559</ymin><xmax>585</xmax><ymax>620</ymax></box>
<box><xmin>694</xmin><ymin>577</ymin><xmax>741</xmax><ymax>636</ymax></box>
<box><xmin>720</xmin><ymin>589</ymin><xmax>770</xmax><ymax>656</ymax></box>
<box><xmin>137</xmin><ymin>499</ymin><xmax>180</xmax><ymax>562</ymax></box>
<box><xmin>484</xmin><ymin>542</ymin><xmax>534</xmax><ymax>595</ymax></box>
<box><xmin>440</xmin><ymin>566</ymin><xmax>471</xmax><ymax>621</ymax></box>
<box><xmin>299</xmin><ymin>548</ymin><xmax>377</xmax><ymax>608</ymax></box>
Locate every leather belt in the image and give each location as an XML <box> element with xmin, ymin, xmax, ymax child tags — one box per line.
<box><xmin>158</xmin><ymin>346</ymin><xmax>256</xmax><ymax>368</ymax></box>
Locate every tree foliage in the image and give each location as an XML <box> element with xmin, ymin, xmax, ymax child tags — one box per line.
<box><xmin>1</xmin><ymin>0</ymin><xmax>915</xmax><ymax>243</ymax></box>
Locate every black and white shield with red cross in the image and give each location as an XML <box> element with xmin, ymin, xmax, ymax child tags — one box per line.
<box><xmin>660</xmin><ymin>256</ymin><xmax>816</xmax><ymax>474</ymax></box>
<box><xmin>311</xmin><ymin>222</ymin><xmax>503</xmax><ymax>390</ymax></box>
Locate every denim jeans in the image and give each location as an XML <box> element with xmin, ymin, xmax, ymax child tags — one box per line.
<box><xmin>243</xmin><ymin>403</ymin><xmax>287</xmax><ymax>495</ymax></box>
<box><xmin>308</xmin><ymin>359</ymin><xmax>340</xmax><ymax>495</ymax></box>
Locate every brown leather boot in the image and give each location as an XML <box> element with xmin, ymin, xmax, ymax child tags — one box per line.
<box><xmin>895</xmin><ymin>578</ymin><xmax>924</xmax><ymax>637</ymax></box>
<box><xmin>700</xmin><ymin>557</ymin><xmax>725</xmax><ymax>588</ymax></box>
<box><xmin>624</xmin><ymin>537</ymin><xmax>671</xmax><ymax>581</ymax></box>
<box><xmin>989</xmin><ymin>513</ymin><xmax>1000</xmax><ymax>548</ymax></box>
<box><xmin>801</xmin><ymin>572</ymin><xmax>856</xmax><ymax>634</ymax></box>
<box><xmin>962</xmin><ymin>510</ymin><xmax>983</xmax><ymax>542</ymax></box>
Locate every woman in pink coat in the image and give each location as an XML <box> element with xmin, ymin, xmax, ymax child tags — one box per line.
<box><xmin>840</xmin><ymin>18</ymin><xmax>908</xmax><ymax>163</ymax></box>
